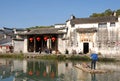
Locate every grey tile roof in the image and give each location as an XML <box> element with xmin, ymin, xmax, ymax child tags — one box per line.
<box><xmin>0</xmin><ymin>27</ymin><xmax>14</xmax><ymax>45</ymax></box>
<box><xmin>71</xmin><ymin>16</ymin><xmax>118</xmax><ymax>24</ymax></box>
<box><xmin>0</xmin><ymin>37</ymin><xmax>12</xmax><ymax>45</ymax></box>
<box><xmin>26</xmin><ymin>28</ymin><xmax>66</xmax><ymax>35</ymax></box>
<box><xmin>54</xmin><ymin>23</ymin><xmax>66</xmax><ymax>25</ymax></box>
<box><xmin>0</xmin><ymin>28</ymin><xmax>14</xmax><ymax>36</ymax></box>
<box><xmin>76</xmin><ymin>28</ymin><xmax>97</xmax><ymax>33</ymax></box>
<box><xmin>0</xmin><ymin>42</ymin><xmax>12</xmax><ymax>46</ymax></box>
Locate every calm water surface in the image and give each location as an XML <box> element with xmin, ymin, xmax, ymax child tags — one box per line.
<box><xmin>0</xmin><ymin>58</ymin><xmax>120</xmax><ymax>81</ymax></box>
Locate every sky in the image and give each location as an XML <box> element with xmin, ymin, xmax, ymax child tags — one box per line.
<box><xmin>0</xmin><ymin>0</ymin><xmax>120</xmax><ymax>28</ymax></box>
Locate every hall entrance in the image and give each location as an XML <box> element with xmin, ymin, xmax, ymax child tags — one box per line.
<box><xmin>28</xmin><ymin>35</ymin><xmax>58</xmax><ymax>52</ymax></box>
<box><xmin>83</xmin><ymin>43</ymin><xmax>89</xmax><ymax>54</ymax></box>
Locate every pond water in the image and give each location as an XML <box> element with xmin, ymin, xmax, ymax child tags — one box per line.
<box><xmin>0</xmin><ymin>58</ymin><xmax>120</xmax><ymax>81</ymax></box>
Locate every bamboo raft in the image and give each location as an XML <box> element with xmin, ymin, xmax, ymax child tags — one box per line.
<box><xmin>74</xmin><ymin>64</ymin><xmax>107</xmax><ymax>73</ymax></box>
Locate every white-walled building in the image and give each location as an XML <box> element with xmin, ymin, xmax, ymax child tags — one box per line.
<box><xmin>3</xmin><ymin>15</ymin><xmax>119</xmax><ymax>56</ymax></box>
<box><xmin>56</xmin><ymin>15</ymin><xmax>120</xmax><ymax>56</ymax></box>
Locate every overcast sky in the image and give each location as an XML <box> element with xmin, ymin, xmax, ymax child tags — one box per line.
<box><xmin>0</xmin><ymin>0</ymin><xmax>120</xmax><ymax>28</ymax></box>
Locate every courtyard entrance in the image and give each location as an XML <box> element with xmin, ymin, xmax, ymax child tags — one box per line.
<box><xmin>28</xmin><ymin>35</ymin><xmax>58</xmax><ymax>53</ymax></box>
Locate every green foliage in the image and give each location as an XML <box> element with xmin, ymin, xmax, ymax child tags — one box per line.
<box><xmin>99</xmin><ymin>57</ymin><xmax>115</xmax><ymax>62</ymax></box>
<box><xmin>35</xmin><ymin>55</ymin><xmax>57</xmax><ymax>59</ymax></box>
<box><xmin>116</xmin><ymin>9</ymin><xmax>120</xmax><ymax>16</ymax></box>
<box><xmin>0</xmin><ymin>54</ymin><xmax>24</xmax><ymax>59</ymax></box>
<box><xmin>0</xmin><ymin>54</ymin><xmax>116</xmax><ymax>62</ymax></box>
<box><xmin>104</xmin><ymin>9</ymin><xmax>113</xmax><ymax>16</ymax></box>
<box><xmin>57</xmin><ymin>55</ymin><xmax>66</xmax><ymax>60</ymax></box>
<box><xmin>35</xmin><ymin>55</ymin><xmax>66</xmax><ymax>60</ymax></box>
<box><xmin>67</xmin><ymin>55</ymin><xmax>90</xmax><ymax>61</ymax></box>
<box><xmin>27</xmin><ymin>25</ymin><xmax>54</xmax><ymax>29</ymax></box>
<box><xmin>90</xmin><ymin>9</ymin><xmax>120</xmax><ymax>17</ymax></box>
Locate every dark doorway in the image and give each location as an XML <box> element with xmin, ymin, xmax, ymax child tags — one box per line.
<box><xmin>83</xmin><ymin>43</ymin><xmax>89</xmax><ymax>54</ymax></box>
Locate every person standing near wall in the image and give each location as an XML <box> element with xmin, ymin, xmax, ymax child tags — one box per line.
<box><xmin>90</xmin><ymin>50</ymin><xmax>98</xmax><ymax>70</ymax></box>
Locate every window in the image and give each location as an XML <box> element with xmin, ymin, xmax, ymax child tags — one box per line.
<box><xmin>110</xmin><ymin>22</ymin><xmax>115</xmax><ymax>27</ymax></box>
<box><xmin>98</xmin><ymin>23</ymin><xmax>107</xmax><ymax>27</ymax></box>
<box><xmin>98</xmin><ymin>43</ymin><xmax>101</xmax><ymax>48</ymax></box>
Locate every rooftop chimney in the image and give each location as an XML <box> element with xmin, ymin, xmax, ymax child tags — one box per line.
<box><xmin>70</xmin><ymin>15</ymin><xmax>76</xmax><ymax>20</ymax></box>
<box><xmin>112</xmin><ymin>11</ymin><xmax>116</xmax><ymax>16</ymax></box>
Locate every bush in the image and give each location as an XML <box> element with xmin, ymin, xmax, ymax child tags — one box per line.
<box><xmin>67</xmin><ymin>55</ymin><xmax>90</xmax><ymax>61</ymax></box>
<box><xmin>57</xmin><ymin>55</ymin><xmax>66</xmax><ymax>60</ymax></box>
<box><xmin>99</xmin><ymin>57</ymin><xmax>115</xmax><ymax>62</ymax></box>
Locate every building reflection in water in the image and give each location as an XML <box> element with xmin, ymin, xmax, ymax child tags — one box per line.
<box><xmin>0</xmin><ymin>59</ymin><xmax>58</xmax><ymax>81</ymax></box>
<box><xmin>27</xmin><ymin>60</ymin><xmax>57</xmax><ymax>79</ymax></box>
<box><xmin>0</xmin><ymin>59</ymin><xmax>12</xmax><ymax>79</ymax></box>
<box><xmin>0</xmin><ymin>59</ymin><xmax>120</xmax><ymax>81</ymax></box>
<box><xmin>0</xmin><ymin>59</ymin><xmax>77</xmax><ymax>81</ymax></box>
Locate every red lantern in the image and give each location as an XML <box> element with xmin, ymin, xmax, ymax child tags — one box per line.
<box><xmin>50</xmin><ymin>71</ymin><xmax>55</xmax><ymax>78</ymax></box>
<box><xmin>43</xmin><ymin>71</ymin><xmax>47</xmax><ymax>77</ymax></box>
<box><xmin>36</xmin><ymin>71</ymin><xmax>40</xmax><ymax>76</ymax></box>
<box><xmin>28</xmin><ymin>70</ymin><xmax>33</xmax><ymax>75</ymax></box>
<box><xmin>44</xmin><ymin>36</ymin><xmax>48</xmax><ymax>41</ymax></box>
<box><xmin>51</xmin><ymin>37</ymin><xmax>56</xmax><ymax>42</ymax></box>
<box><xmin>0</xmin><ymin>46</ymin><xmax>2</xmax><ymax>49</ymax></box>
<box><xmin>29</xmin><ymin>37</ymin><xmax>33</xmax><ymax>42</ymax></box>
<box><xmin>36</xmin><ymin>37</ymin><xmax>40</xmax><ymax>41</ymax></box>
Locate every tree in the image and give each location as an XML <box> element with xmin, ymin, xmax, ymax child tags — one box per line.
<box><xmin>104</xmin><ymin>9</ymin><xmax>113</xmax><ymax>16</ymax></box>
<box><xmin>27</xmin><ymin>25</ymin><xmax>54</xmax><ymax>29</ymax></box>
<box><xmin>90</xmin><ymin>9</ymin><xmax>120</xmax><ymax>17</ymax></box>
<box><xmin>116</xmin><ymin>9</ymin><xmax>120</xmax><ymax>16</ymax></box>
